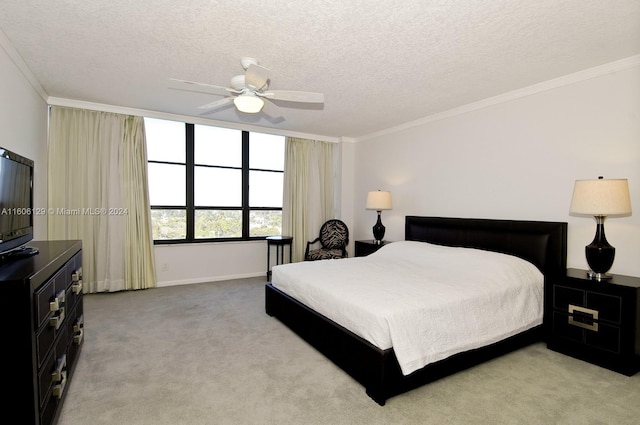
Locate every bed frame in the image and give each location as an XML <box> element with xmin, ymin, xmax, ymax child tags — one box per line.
<box><xmin>265</xmin><ymin>216</ymin><xmax>567</xmax><ymax>405</ymax></box>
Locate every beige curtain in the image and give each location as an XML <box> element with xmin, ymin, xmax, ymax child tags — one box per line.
<box><xmin>47</xmin><ymin>106</ymin><xmax>156</xmax><ymax>292</ymax></box>
<box><xmin>282</xmin><ymin>137</ymin><xmax>335</xmax><ymax>262</ymax></box>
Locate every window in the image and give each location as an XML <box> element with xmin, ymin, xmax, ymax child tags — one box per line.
<box><xmin>145</xmin><ymin>118</ymin><xmax>284</xmax><ymax>242</ymax></box>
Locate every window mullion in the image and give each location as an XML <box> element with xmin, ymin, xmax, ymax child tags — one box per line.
<box><xmin>241</xmin><ymin>131</ymin><xmax>250</xmax><ymax>238</ymax></box>
<box><xmin>186</xmin><ymin>123</ymin><xmax>195</xmax><ymax>240</ymax></box>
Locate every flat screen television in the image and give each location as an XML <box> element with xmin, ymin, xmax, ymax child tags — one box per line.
<box><xmin>0</xmin><ymin>146</ymin><xmax>35</xmax><ymax>256</ymax></box>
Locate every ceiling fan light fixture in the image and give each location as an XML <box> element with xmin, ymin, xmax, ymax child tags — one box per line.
<box><xmin>233</xmin><ymin>93</ymin><xmax>264</xmax><ymax>113</ymax></box>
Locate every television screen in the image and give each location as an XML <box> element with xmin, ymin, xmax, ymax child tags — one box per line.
<box><xmin>0</xmin><ymin>147</ymin><xmax>34</xmax><ymax>254</ymax></box>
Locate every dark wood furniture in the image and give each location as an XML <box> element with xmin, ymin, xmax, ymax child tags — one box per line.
<box><xmin>266</xmin><ymin>236</ymin><xmax>293</xmax><ymax>281</ymax></box>
<box><xmin>546</xmin><ymin>268</ymin><xmax>640</xmax><ymax>375</ymax></box>
<box><xmin>2</xmin><ymin>240</ymin><xmax>83</xmax><ymax>425</ymax></box>
<box><xmin>354</xmin><ymin>239</ymin><xmax>390</xmax><ymax>257</ymax></box>
<box><xmin>266</xmin><ymin>216</ymin><xmax>567</xmax><ymax>405</ymax></box>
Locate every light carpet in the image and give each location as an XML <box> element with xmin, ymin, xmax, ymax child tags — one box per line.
<box><xmin>57</xmin><ymin>277</ymin><xmax>640</xmax><ymax>425</ymax></box>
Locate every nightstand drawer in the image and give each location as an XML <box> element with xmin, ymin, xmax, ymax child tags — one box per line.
<box><xmin>553</xmin><ymin>285</ymin><xmax>621</xmax><ymax>324</ymax></box>
<box><xmin>587</xmin><ymin>292</ymin><xmax>621</xmax><ymax>324</ymax></box>
<box><xmin>552</xmin><ymin>311</ymin><xmax>621</xmax><ymax>353</ymax></box>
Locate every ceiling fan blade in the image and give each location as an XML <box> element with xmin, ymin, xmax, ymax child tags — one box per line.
<box><xmin>262</xmin><ymin>90</ymin><xmax>324</xmax><ymax>103</ymax></box>
<box><xmin>197</xmin><ymin>97</ymin><xmax>234</xmax><ymax>112</ymax></box>
<box><xmin>245</xmin><ymin>64</ymin><xmax>270</xmax><ymax>90</ymax></box>
<box><xmin>261</xmin><ymin>99</ymin><xmax>283</xmax><ymax>120</ymax></box>
<box><xmin>169</xmin><ymin>78</ymin><xmax>232</xmax><ymax>96</ymax></box>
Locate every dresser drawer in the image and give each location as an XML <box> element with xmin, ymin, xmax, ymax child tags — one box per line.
<box><xmin>36</xmin><ymin>320</ymin><xmax>56</xmax><ymax>368</ymax></box>
<box><xmin>65</xmin><ymin>301</ymin><xmax>84</xmax><ymax>368</ymax></box>
<box><xmin>35</xmin><ymin>269</ymin><xmax>69</xmax><ymax>330</ymax></box>
<box><xmin>34</xmin><ymin>276</ymin><xmax>56</xmax><ymax>330</ymax></box>
<box><xmin>38</xmin><ymin>327</ymin><xmax>70</xmax><ymax>408</ymax></box>
<box><xmin>35</xmin><ymin>287</ymin><xmax>68</xmax><ymax>366</ymax></box>
<box><xmin>38</xmin><ymin>349</ymin><xmax>56</xmax><ymax>407</ymax></box>
<box><xmin>66</xmin><ymin>253</ymin><xmax>83</xmax><ymax>309</ymax></box>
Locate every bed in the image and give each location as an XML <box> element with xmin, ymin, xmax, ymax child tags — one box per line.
<box><xmin>265</xmin><ymin>216</ymin><xmax>567</xmax><ymax>405</ymax></box>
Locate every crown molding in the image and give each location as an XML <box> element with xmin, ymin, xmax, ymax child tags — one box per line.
<box><xmin>47</xmin><ymin>97</ymin><xmax>341</xmax><ymax>143</ymax></box>
<box><xmin>0</xmin><ymin>28</ymin><xmax>48</xmax><ymax>102</ymax></box>
<box><xmin>356</xmin><ymin>55</ymin><xmax>640</xmax><ymax>143</ymax></box>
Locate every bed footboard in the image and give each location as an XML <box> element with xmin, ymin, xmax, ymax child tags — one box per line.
<box><xmin>266</xmin><ymin>282</ymin><xmax>393</xmax><ymax>404</ymax></box>
<box><xmin>266</xmin><ymin>283</ymin><xmax>542</xmax><ymax>405</ymax></box>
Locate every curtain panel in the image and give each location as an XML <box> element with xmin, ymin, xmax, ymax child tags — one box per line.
<box><xmin>47</xmin><ymin>106</ymin><xmax>156</xmax><ymax>292</ymax></box>
<box><xmin>282</xmin><ymin>137</ymin><xmax>335</xmax><ymax>262</ymax></box>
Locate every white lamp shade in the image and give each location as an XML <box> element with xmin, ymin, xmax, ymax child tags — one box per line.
<box><xmin>570</xmin><ymin>178</ymin><xmax>632</xmax><ymax>216</ymax></box>
<box><xmin>366</xmin><ymin>191</ymin><xmax>392</xmax><ymax>210</ymax></box>
<box><xmin>233</xmin><ymin>94</ymin><xmax>264</xmax><ymax>113</ymax></box>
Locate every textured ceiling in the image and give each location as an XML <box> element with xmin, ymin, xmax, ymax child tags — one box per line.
<box><xmin>1</xmin><ymin>0</ymin><xmax>639</xmax><ymax>140</ymax></box>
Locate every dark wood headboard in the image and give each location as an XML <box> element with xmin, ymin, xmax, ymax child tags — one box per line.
<box><xmin>405</xmin><ymin>216</ymin><xmax>567</xmax><ymax>276</ymax></box>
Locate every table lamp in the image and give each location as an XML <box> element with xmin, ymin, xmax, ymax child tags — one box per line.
<box><xmin>569</xmin><ymin>177</ymin><xmax>632</xmax><ymax>280</ymax></box>
<box><xmin>366</xmin><ymin>190</ymin><xmax>392</xmax><ymax>244</ymax></box>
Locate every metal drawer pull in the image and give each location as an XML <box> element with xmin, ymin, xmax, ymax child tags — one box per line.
<box><xmin>73</xmin><ymin>315</ymin><xmax>84</xmax><ymax>345</ymax></box>
<box><xmin>73</xmin><ymin>328</ymin><xmax>84</xmax><ymax>345</ymax></box>
<box><xmin>51</xmin><ymin>354</ymin><xmax>67</xmax><ymax>382</ymax></box>
<box><xmin>72</xmin><ymin>267</ymin><xmax>83</xmax><ymax>294</ymax></box>
<box><xmin>49</xmin><ymin>289</ymin><xmax>67</xmax><ymax>329</ymax></box>
<box><xmin>52</xmin><ymin>354</ymin><xmax>67</xmax><ymax>399</ymax></box>
<box><xmin>49</xmin><ymin>307</ymin><xmax>65</xmax><ymax>330</ymax></box>
<box><xmin>52</xmin><ymin>371</ymin><xmax>67</xmax><ymax>399</ymax></box>
<box><xmin>72</xmin><ymin>267</ymin><xmax>83</xmax><ymax>283</ymax></box>
<box><xmin>72</xmin><ymin>280</ymin><xmax>83</xmax><ymax>294</ymax></box>
<box><xmin>568</xmin><ymin>304</ymin><xmax>599</xmax><ymax>332</ymax></box>
<box><xmin>49</xmin><ymin>289</ymin><xmax>66</xmax><ymax>312</ymax></box>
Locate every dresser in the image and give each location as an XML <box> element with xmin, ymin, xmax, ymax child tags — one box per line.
<box><xmin>545</xmin><ymin>268</ymin><xmax>640</xmax><ymax>376</ymax></box>
<box><xmin>2</xmin><ymin>240</ymin><xmax>83</xmax><ymax>425</ymax></box>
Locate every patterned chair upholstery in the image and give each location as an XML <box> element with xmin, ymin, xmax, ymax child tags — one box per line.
<box><xmin>305</xmin><ymin>219</ymin><xmax>349</xmax><ymax>261</ymax></box>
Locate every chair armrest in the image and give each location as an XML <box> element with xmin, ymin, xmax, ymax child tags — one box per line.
<box><xmin>305</xmin><ymin>238</ymin><xmax>322</xmax><ymax>260</ymax></box>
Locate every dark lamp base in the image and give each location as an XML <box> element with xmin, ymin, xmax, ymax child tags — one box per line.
<box><xmin>372</xmin><ymin>211</ymin><xmax>386</xmax><ymax>243</ymax></box>
<box><xmin>585</xmin><ymin>218</ymin><xmax>615</xmax><ymax>280</ymax></box>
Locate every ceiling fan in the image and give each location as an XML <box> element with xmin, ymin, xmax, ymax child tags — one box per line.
<box><xmin>170</xmin><ymin>57</ymin><xmax>324</xmax><ymax>117</ymax></box>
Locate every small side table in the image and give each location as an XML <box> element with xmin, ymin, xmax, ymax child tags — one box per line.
<box><xmin>545</xmin><ymin>268</ymin><xmax>640</xmax><ymax>376</ymax></box>
<box><xmin>266</xmin><ymin>236</ymin><xmax>293</xmax><ymax>280</ymax></box>
<box><xmin>355</xmin><ymin>240</ymin><xmax>390</xmax><ymax>257</ymax></box>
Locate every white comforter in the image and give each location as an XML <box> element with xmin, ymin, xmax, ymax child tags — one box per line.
<box><xmin>271</xmin><ymin>241</ymin><xmax>544</xmax><ymax>376</ymax></box>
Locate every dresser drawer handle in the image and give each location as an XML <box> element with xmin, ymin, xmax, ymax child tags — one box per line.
<box><xmin>49</xmin><ymin>307</ymin><xmax>65</xmax><ymax>330</ymax></box>
<box><xmin>72</xmin><ymin>267</ymin><xmax>83</xmax><ymax>283</ymax></box>
<box><xmin>568</xmin><ymin>304</ymin><xmax>599</xmax><ymax>332</ymax></box>
<box><xmin>72</xmin><ymin>267</ymin><xmax>83</xmax><ymax>294</ymax></box>
<box><xmin>49</xmin><ymin>289</ymin><xmax>66</xmax><ymax>313</ymax></box>
<box><xmin>52</xmin><ymin>371</ymin><xmax>67</xmax><ymax>399</ymax></box>
<box><xmin>51</xmin><ymin>354</ymin><xmax>67</xmax><ymax>382</ymax></box>
<box><xmin>73</xmin><ymin>314</ymin><xmax>84</xmax><ymax>345</ymax></box>
<box><xmin>72</xmin><ymin>281</ymin><xmax>83</xmax><ymax>294</ymax></box>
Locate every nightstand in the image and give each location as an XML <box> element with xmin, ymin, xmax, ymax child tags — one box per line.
<box><xmin>545</xmin><ymin>268</ymin><xmax>640</xmax><ymax>375</ymax></box>
<box><xmin>355</xmin><ymin>240</ymin><xmax>390</xmax><ymax>257</ymax></box>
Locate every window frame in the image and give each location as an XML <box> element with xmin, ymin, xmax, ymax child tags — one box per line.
<box><xmin>147</xmin><ymin>121</ymin><xmax>284</xmax><ymax>244</ymax></box>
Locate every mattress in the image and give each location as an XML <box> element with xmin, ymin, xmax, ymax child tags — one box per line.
<box><xmin>270</xmin><ymin>240</ymin><xmax>544</xmax><ymax>375</ymax></box>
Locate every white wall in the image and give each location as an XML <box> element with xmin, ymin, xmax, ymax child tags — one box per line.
<box><xmin>0</xmin><ymin>34</ymin><xmax>49</xmax><ymax>240</ymax></box>
<box><xmin>154</xmin><ymin>241</ymin><xmax>268</xmax><ymax>286</ymax></box>
<box><xmin>351</xmin><ymin>60</ymin><xmax>640</xmax><ymax>276</ymax></box>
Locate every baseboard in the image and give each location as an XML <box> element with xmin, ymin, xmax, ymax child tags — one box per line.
<box><xmin>157</xmin><ymin>272</ymin><xmax>266</xmax><ymax>287</ymax></box>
